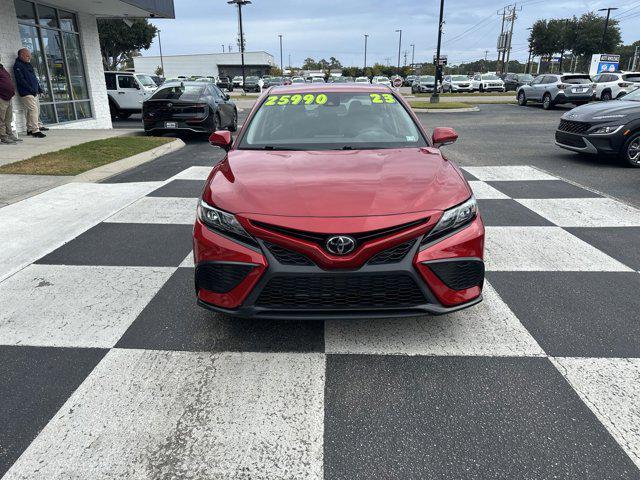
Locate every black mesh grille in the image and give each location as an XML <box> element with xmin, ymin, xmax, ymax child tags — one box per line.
<box><xmin>265</xmin><ymin>242</ymin><xmax>314</xmax><ymax>266</ymax></box>
<box><xmin>195</xmin><ymin>263</ymin><xmax>254</xmax><ymax>293</ymax></box>
<box><xmin>256</xmin><ymin>274</ymin><xmax>426</xmax><ymax>309</ymax></box>
<box><xmin>558</xmin><ymin>120</ymin><xmax>591</xmax><ymax>134</ymax></box>
<box><xmin>555</xmin><ymin>131</ymin><xmax>587</xmax><ymax>148</ymax></box>
<box><xmin>367</xmin><ymin>241</ymin><xmax>416</xmax><ymax>265</ymax></box>
<box><xmin>428</xmin><ymin>260</ymin><xmax>484</xmax><ymax>291</ymax></box>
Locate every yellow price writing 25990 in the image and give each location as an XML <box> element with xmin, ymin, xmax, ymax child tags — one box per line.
<box><xmin>264</xmin><ymin>94</ymin><xmax>328</xmax><ymax>106</ymax></box>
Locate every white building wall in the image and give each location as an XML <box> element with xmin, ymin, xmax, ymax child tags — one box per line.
<box><xmin>0</xmin><ymin>0</ymin><xmax>111</xmax><ymax>132</ymax></box>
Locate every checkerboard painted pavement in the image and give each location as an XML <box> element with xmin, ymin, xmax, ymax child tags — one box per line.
<box><xmin>1</xmin><ymin>164</ymin><xmax>640</xmax><ymax>479</ymax></box>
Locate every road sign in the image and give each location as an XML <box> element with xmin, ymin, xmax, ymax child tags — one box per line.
<box><xmin>392</xmin><ymin>77</ymin><xmax>403</xmax><ymax>88</ymax></box>
<box><xmin>433</xmin><ymin>55</ymin><xmax>447</xmax><ymax>66</ymax></box>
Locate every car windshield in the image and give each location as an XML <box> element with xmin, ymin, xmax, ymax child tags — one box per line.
<box><xmin>150</xmin><ymin>85</ymin><xmax>205</xmax><ymax>101</ymax></box>
<box><xmin>136</xmin><ymin>74</ymin><xmax>157</xmax><ymax>87</ymax></box>
<box><xmin>451</xmin><ymin>75</ymin><xmax>467</xmax><ymax>81</ymax></box>
<box><xmin>622</xmin><ymin>87</ymin><xmax>640</xmax><ymax>101</ymax></box>
<box><xmin>245</xmin><ymin>76</ymin><xmax>259</xmax><ymax>82</ymax></box>
<box><xmin>355</xmin><ymin>77</ymin><xmax>368</xmax><ymax>82</ymax></box>
<box><xmin>239</xmin><ymin>91</ymin><xmax>426</xmax><ymax>151</ymax></box>
<box><xmin>312</xmin><ymin>78</ymin><xmax>325</xmax><ymax>82</ymax></box>
<box><xmin>378</xmin><ymin>77</ymin><xmax>390</xmax><ymax>81</ymax></box>
<box><xmin>519</xmin><ymin>74</ymin><xmax>534</xmax><ymax>82</ymax></box>
<box><xmin>292</xmin><ymin>78</ymin><xmax>305</xmax><ymax>83</ymax></box>
<box><xmin>561</xmin><ymin>76</ymin><xmax>591</xmax><ymax>84</ymax></box>
<box><xmin>420</xmin><ymin>76</ymin><xmax>435</xmax><ymax>82</ymax></box>
<box><xmin>481</xmin><ymin>74</ymin><xmax>500</xmax><ymax>80</ymax></box>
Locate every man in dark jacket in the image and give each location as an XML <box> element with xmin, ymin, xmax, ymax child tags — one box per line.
<box><xmin>0</xmin><ymin>59</ymin><xmax>22</xmax><ymax>144</ymax></box>
<box><xmin>13</xmin><ymin>48</ymin><xmax>48</xmax><ymax>138</ymax></box>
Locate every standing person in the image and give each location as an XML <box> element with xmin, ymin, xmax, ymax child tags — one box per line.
<box><xmin>0</xmin><ymin>59</ymin><xmax>22</xmax><ymax>144</ymax></box>
<box><xmin>13</xmin><ymin>48</ymin><xmax>48</xmax><ymax>138</ymax></box>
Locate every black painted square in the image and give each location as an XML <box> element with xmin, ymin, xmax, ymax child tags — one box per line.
<box><xmin>478</xmin><ymin>199</ymin><xmax>554</xmax><ymax>226</ymax></box>
<box><xmin>147</xmin><ymin>180</ymin><xmax>205</xmax><ymax>198</ymax></box>
<box><xmin>566</xmin><ymin>227</ymin><xmax>640</xmax><ymax>271</ymax></box>
<box><xmin>487</xmin><ymin>180</ymin><xmax>601</xmax><ymax>199</ymax></box>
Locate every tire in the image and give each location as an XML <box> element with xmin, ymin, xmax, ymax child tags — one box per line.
<box><xmin>517</xmin><ymin>90</ymin><xmax>527</xmax><ymax>106</ymax></box>
<box><xmin>621</xmin><ymin>132</ymin><xmax>640</xmax><ymax>167</ymax></box>
<box><xmin>542</xmin><ymin>93</ymin><xmax>553</xmax><ymax>110</ymax></box>
<box><xmin>601</xmin><ymin>90</ymin><xmax>612</xmax><ymax>101</ymax></box>
<box><xmin>479</xmin><ymin>84</ymin><xmax>484</xmax><ymax>93</ymax></box>
<box><xmin>229</xmin><ymin>109</ymin><xmax>238</xmax><ymax>132</ymax></box>
<box><xmin>109</xmin><ymin>100</ymin><xmax>118</xmax><ymax>120</ymax></box>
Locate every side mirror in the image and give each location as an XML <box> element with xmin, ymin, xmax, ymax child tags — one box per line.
<box><xmin>223</xmin><ymin>93</ymin><xmax>230</xmax><ymax>100</ymax></box>
<box><xmin>432</xmin><ymin>127</ymin><xmax>458</xmax><ymax>148</ymax></box>
<box><xmin>209</xmin><ymin>130</ymin><xmax>232</xmax><ymax>151</ymax></box>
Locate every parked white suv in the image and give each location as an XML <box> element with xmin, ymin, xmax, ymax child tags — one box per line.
<box><xmin>471</xmin><ymin>73</ymin><xmax>505</xmax><ymax>92</ymax></box>
<box><xmin>443</xmin><ymin>75</ymin><xmax>474</xmax><ymax>93</ymax></box>
<box><xmin>372</xmin><ymin>76</ymin><xmax>392</xmax><ymax>87</ymax></box>
<box><xmin>105</xmin><ymin>72</ymin><xmax>157</xmax><ymax>119</ymax></box>
<box><xmin>593</xmin><ymin>72</ymin><xmax>640</xmax><ymax>101</ymax></box>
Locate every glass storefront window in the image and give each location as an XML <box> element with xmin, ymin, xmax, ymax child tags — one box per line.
<box><xmin>14</xmin><ymin>1</ymin><xmax>92</xmax><ymax>124</ymax></box>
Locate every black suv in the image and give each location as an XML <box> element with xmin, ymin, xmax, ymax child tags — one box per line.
<box><xmin>504</xmin><ymin>73</ymin><xmax>534</xmax><ymax>92</ymax></box>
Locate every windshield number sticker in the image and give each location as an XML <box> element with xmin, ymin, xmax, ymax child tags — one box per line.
<box><xmin>265</xmin><ymin>93</ymin><xmax>328</xmax><ymax>106</ymax></box>
<box><xmin>370</xmin><ymin>93</ymin><xmax>396</xmax><ymax>104</ymax></box>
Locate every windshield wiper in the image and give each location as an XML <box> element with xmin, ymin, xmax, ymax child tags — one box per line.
<box><xmin>244</xmin><ymin>146</ymin><xmax>301</xmax><ymax>151</ymax></box>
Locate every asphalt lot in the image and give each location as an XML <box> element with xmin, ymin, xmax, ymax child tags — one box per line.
<box><xmin>1</xmin><ymin>104</ymin><xmax>639</xmax><ymax>479</ymax></box>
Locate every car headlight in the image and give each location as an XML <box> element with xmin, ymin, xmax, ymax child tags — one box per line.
<box><xmin>589</xmin><ymin>125</ymin><xmax>623</xmax><ymax>135</ymax></box>
<box><xmin>198</xmin><ymin>199</ymin><xmax>253</xmax><ymax>240</ymax></box>
<box><xmin>427</xmin><ymin>196</ymin><xmax>478</xmax><ymax>240</ymax></box>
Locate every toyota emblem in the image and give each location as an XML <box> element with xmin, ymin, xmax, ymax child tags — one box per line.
<box><xmin>326</xmin><ymin>236</ymin><xmax>356</xmax><ymax>255</ymax></box>
<box><xmin>166</xmin><ymin>102</ymin><xmax>173</xmax><ymax>108</ymax></box>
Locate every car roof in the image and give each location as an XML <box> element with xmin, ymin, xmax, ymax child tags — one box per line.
<box><xmin>160</xmin><ymin>81</ymin><xmax>208</xmax><ymax>87</ymax></box>
<box><xmin>267</xmin><ymin>83</ymin><xmax>392</xmax><ymax>94</ymax></box>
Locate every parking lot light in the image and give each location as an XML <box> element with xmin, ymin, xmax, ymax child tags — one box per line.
<box><xmin>227</xmin><ymin>0</ymin><xmax>252</xmax><ymax>95</ymax></box>
<box><xmin>431</xmin><ymin>0</ymin><xmax>445</xmax><ymax>104</ymax></box>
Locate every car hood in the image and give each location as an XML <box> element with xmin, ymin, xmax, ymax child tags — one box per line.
<box><xmin>562</xmin><ymin>100</ymin><xmax>640</xmax><ymax>121</ymax></box>
<box><xmin>205</xmin><ymin>148</ymin><xmax>470</xmax><ymax>217</ymax></box>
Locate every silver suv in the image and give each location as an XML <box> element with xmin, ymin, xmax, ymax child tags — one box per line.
<box><xmin>517</xmin><ymin>74</ymin><xmax>594</xmax><ymax>110</ymax></box>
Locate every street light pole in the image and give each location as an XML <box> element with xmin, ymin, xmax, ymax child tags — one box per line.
<box><xmin>364</xmin><ymin>34</ymin><xmax>369</xmax><ymax>71</ymax></box>
<box><xmin>410</xmin><ymin>43</ymin><xmax>415</xmax><ymax>67</ymax></box>
<box><xmin>431</xmin><ymin>0</ymin><xmax>445</xmax><ymax>103</ymax></box>
<box><xmin>278</xmin><ymin>34</ymin><xmax>283</xmax><ymax>74</ymax></box>
<box><xmin>395</xmin><ymin>29</ymin><xmax>402</xmax><ymax>74</ymax></box>
<box><xmin>598</xmin><ymin>7</ymin><xmax>618</xmax><ymax>52</ymax></box>
<box><xmin>157</xmin><ymin>29</ymin><xmax>165</xmax><ymax>76</ymax></box>
<box><xmin>228</xmin><ymin>0</ymin><xmax>251</xmax><ymax>93</ymax></box>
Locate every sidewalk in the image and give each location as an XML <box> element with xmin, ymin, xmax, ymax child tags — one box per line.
<box><xmin>0</xmin><ymin>128</ymin><xmax>139</xmax><ymax>167</ymax></box>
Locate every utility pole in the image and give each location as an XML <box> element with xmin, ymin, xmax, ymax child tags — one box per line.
<box><xmin>598</xmin><ymin>7</ymin><xmax>618</xmax><ymax>52</ymax></box>
<box><xmin>403</xmin><ymin>50</ymin><xmax>408</xmax><ymax>66</ymax></box>
<box><xmin>497</xmin><ymin>8</ymin><xmax>506</xmax><ymax>74</ymax></box>
<box><xmin>364</xmin><ymin>34</ymin><xmax>369</xmax><ymax>71</ymax></box>
<box><xmin>395</xmin><ymin>29</ymin><xmax>402</xmax><ymax>74</ymax></box>
<box><xmin>410</xmin><ymin>44</ymin><xmax>415</xmax><ymax>66</ymax></box>
<box><xmin>504</xmin><ymin>4</ymin><xmax>518</xmax><ymax>74</ymax></box>
<box><xmin>525</xmin><ymin>27</ymin><xmax>533</xmax><ymax>74</ymax></box>
<box><xmin>227</xmin><ymin>0</ymin><xmax>251</xmax><ymax>94</ymax></box>
<box><xmin>632</xmin><ymin>45</ymin><xmax>639</xmax><ymax>71</ymax></box>
<box><xmin>157</xmin><ymin>29</ymin><xmax>165</xmax><ymax>76</ymax></box>
<box><xmin>288</xmin><ymin>53</ymin><xmax>291</xmax><ymax>71</ymax></box>
<box><xmin>278</xmin><ymin>34</ymin><xmax>283</xmax><ymax>73</ymax></box>
<box><xmin>221</xmin><ymin>44</ymin><xmax>225</xmax><ymax>53</ymax></box>
<box><xmin>431</xmin><ymin>0</ymin><xmax>445</xmax><ymax>103</ymax></box>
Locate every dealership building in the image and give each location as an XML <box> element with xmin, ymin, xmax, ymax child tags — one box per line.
<box><xmin>133</xmin><ymin>51</ymin><xmax>276</xmax><ymax>79</ymax></box>
<box><xmin>0</xmin><ymin>0</ymin><xmax>175</xmax><ymax>131</ymax></box>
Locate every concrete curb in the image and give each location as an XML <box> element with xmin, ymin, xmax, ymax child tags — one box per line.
<box><xmin>412</xmin><ymin>106</ymin><xmax>480</xmax><ymax>113</ymax></box>
<box><xmin>72</xmin><ymin>138</ymin><xmax>186</xmax><ymax>183</ymax></box>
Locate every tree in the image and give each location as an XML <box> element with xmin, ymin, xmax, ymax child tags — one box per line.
<box><xmin>573</xmin><ymin>12</ymin><xmax>621</xmax><ymax>56</ymax></box>
<box><xmin>154</xmin><ymin>66</ymin><xmax>164</xmax><ymax>76</ymax></box>
<box><xmin>98</xmin><ymin>19</ymin><xmax>158</xmax><ymax>70</ymax></box>
<box><xmin>302</xmin><ymin>57</ymin><xmax>318</xmax><ymax>70</ymax></box>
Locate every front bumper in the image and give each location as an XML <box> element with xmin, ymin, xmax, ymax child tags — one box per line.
<box><xmin>451</xmin><ymin>85</ymin><xmax>473</xmax><ymax>92</ymax></box>
<box><xmin>193</xmin><ymin>216</ymin><xmax>485</xmax><ymax>319</ymax></box>
<box><xmin>555</xmin><ymin>128</ymin><xmax>627</xmax><ymax>156</ymax></box>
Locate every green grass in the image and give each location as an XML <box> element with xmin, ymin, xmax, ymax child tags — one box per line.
<box><xmin>0</xmin><ymin>136</ymin><xmax>175</xmax><ymax>176</ymax></box>
<box><xmin>410</xmin><ymin>101</ymin><xmax>473</xmax><ymax>110</ymax></box>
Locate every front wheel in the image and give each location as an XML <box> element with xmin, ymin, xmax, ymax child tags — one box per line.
<box><xmin>517</xmin><ymin>91</ymin><xmax>527</xmax><ymax>106</ymax></box>
<box><xmin>601</xmin><ymin>91</ymin><xmax>612</xmax><ymax>101</ymax></box>
<box><xmin>229</xmin><ymin>110</ymin><xmax>238</xmax><ymax>132</ymax></box>
<box><xmin>542</xmin><ymin>93</ymin><xmax>553</xmax><ymax>110</ymax></box>
<box><xmin>621</xmin><ymin>132</ymin><xmax>640</xmax><ymax>167</ymax></box>
<box><xmin>479</xmin><ymin>84</ymin><xmax>484</xmax><ymax>93</ymax></box>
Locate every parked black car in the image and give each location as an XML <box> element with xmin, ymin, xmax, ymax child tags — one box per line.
<box><xmin>216</xmin><ymin>76</ymin><xmax>234</xmax><ymax>92</ymax></box>
<box><xmin>555</xmin><ymin>86</ymin><xmax>640</xmax><ymax>167</ymax></box>
<box><xmin>243</xmin><ymin>76</ymin><xmax>261</xmax><ymax>92</ymax></box>
<box><xmin>504</xmin><ymin>73</ymin><xmax>534</xmax><ymax>91</ymax></box>
<box><xmin>142</xmin><ymin>81</ymin><xmax>238</xmax><ymax>135</ymax></box>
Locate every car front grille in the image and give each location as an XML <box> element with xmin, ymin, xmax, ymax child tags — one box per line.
<box><xmin>558</xmin><ymin>119</ymin><xmax>591</xmax><ymax>134</ymax></box>
<box><xmin>195</xmin><ymin>263</ymin><xmax>254</xmax><ymax>293</ymax></box>
<box><xmin>428</xmin><ymin>260</ymin><xmax>485</xmax><ymax>291</ymax></box>
<box><xmin>264</xmin><ymin>242</ymin><xmax>314</xmax><ymax>266</ymax></box>
<box><xmin>367</xmin><ymin>240</ymin><xmax>416</xmax><ymax>265</ymax></box>
<box><xmin>556</xmin><ymin>131</ymin><xmax>587</xmax><ymax>148</ymax></box>
<box><xmin>255</xmin><ymin>273</ymin><xmax>427</xmax><ymax>309</ymax></box>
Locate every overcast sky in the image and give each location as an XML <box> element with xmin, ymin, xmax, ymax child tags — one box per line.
<box><xmin>144</xmin><ymin>0</ymin><xmax>639</xmax><ymax>66</ymax></box>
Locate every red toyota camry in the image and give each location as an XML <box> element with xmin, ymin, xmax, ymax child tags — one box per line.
<box><xmin>193</xmin><ymin>84</ymin><xmax>485</xmax><ymax>319</ymax></box>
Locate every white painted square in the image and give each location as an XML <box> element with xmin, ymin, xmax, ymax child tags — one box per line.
<box><xmin>325</xmin><ymin>283</ymin><xmax>544</xmax><ymax>356</ymax></box>
<box><xmin>0</xmin><ymin>264</ymin><xmax>174</xmax><ymax>348</ymax></box>
<box><xmin>171</xmin><ymin>166</ymin><xmax>213</xmax><ymax>181</ymax></box>
<box><xmin>3</xmin><ymin>349</ymin><xmax>325</xmax><ymax>480</ymax></box>
<box><xmin>462</xmin><ymin>166</ymin><xmax>557</xmax><ymax>181</ymax></box>
<box><xmin>468</xmin><ymin>181</ymin><xmax>510</xmax><ymax>200</ymax></box>
<box><xmin>552</xmin><ymin>357</ymin><xmax>640</xmax><ymax>469</ymax></box>
<box><xmin>106</xmin><ymin>197</ymin><xmax>198</xmax><ymax>225</ymax></box>
<box><xmin>485</xmin><ymin>226</ymin><xmax>632</xmax><ymax>271</ymax></box>
<box><xmin>517</xmin><ymin>198</ymin><xmax>640</xmax><ymax>227</ymax></box>
<box><xmin>179</xmin><ymin>251</ymin><xmax>194</xmax><ymax>268</ymax></box>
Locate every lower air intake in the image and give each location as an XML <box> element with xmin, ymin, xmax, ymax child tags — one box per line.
<box><xmin>428</xmin><ymin>260</ymin><xmax>485</xmax><ymax>291</ymax></box>
<box><xmin>195</xmin><ymin>263</ymin><xmax>254</xmax><ymax>293</ymax></box>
